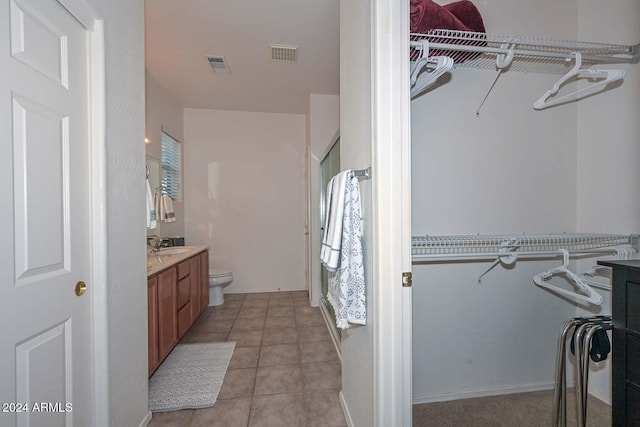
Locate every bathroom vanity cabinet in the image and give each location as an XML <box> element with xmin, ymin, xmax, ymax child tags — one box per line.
<box><xmin>148</xmin><ymin>248</ymin><xmax>209</xmax><ymax>376</ymax></box>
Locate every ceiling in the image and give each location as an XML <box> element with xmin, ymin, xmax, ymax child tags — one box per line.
<box><xmin>145</xmin><ymin>0</ymin><xmax>340</xmax><ymax>114</ymax></box>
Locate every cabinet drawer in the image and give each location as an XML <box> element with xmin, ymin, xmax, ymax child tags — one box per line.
<box><xmin>177</xmin><ymin>260</ymin><xmax>190</xmax><ymax>280</ymax></box>
<box><xmin>627</xmin><ymin>281</ymin><xmax>640</xmax><ymax>331</ymax></box>
<box><xmin>178</xmin><ymin>303</ymin><xmax>191</xmax><ymax>338</ymax></box>
<box><xmin>177</xmin><ymin>277</ymin><xmax>190</xmax><ymax>309</ymax></box>
<box><xmin>627</xmin><ymin>334</ymin><xmax>640</xmax><ymax>387</ymax></box>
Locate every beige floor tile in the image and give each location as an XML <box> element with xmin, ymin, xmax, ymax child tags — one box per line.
<box><xmin>218</xmin><ymin>368</ymin><xmax>256</xmax><ymax>400</ymax></box>
<box><xmin>189</xmin><ymin>397</ymin><xmax>251</xmax><ymax>427</ymax></box>
<box><xmin>244</xmin><ymin>292</ymin><xmax>271</xmax><ymax>300</ymax></box>
<box><xmin>237</xmin><ymin>306</ymin><xmax>268</xmax><ymax>318</ymax></box>
<box><xmin>227</xmin><ymin>330</ymin><xmax>263</xmax><ymax>347</ymax></box>
<box><xmin>291</xmin><ymin>290</ymin><xmax>309</xmax><ymax>298</ymax></box>
<box><xmin>264</xmin><ymin>316</ymin><xmax>294</xmax><ymax>329</ymax></box>
<box><xmin>295</xmin><ymin>306</ymin><xmax>318</xmax><ymax>316</ymax></box>
<box><xmin>192</xmin><ymin>319</ymin><xmax>235</xmax><ymax>334</ymax></box>
<box><xmin>228</xmin><ymin>346</ymin><xmax>260</xmax><ymax>369</ymax></box>
<box><xmin>268</xmin><ymin>298</ymin><xmax>294</xmax><ymax>308</ymax></box>
<box><xmin>254</xmin><ymin>365</ymin><xmax>304</xmax><ymax>395</ymax></box>
<box><xmin>299</xmin><ymin>342</ymin><xmax>339</xmax><ymax>363</ymax></box>
<box><xmin>249</xmin><ymin>393</ymin><xmax>309</xmax><ymax>427</ymax></box>
<box><xmin>267</xmin><ymin>305</ymin><xmax>295</xmax><ymax>317</ymax></box>
<box><xmin>293</xmin><ymin>297</ymin><xmax>310</xmax><ymax>307</ymax></box>
<box><xmin>232</xmin><ymin>317</ymin><xmax>266</xmax><ymax>332</ymax></box>
<box><xmin>262</xmin><ymin>329</ymin><xmax>298</xmax><ymax>345</ymax></box>
<box><xmin>223</xmin><ymin>293</ymin><xmax>245</xmax><ymax>301</ymax></box>
<box><xmin>181</xmin><ymin>330</ymin><xmax>228</xmax><ymax>344</ymax></box>
<box><xmin>218</xmin><ymin>299</ymin><xmax>243</xmax><ymax>309</ymax></box>
<box><xmin>295</xmin><ymin>312</ymin><xmax>325</xmax><ymax>328</ymax></box>
<box><xmin>297</xmin><ymin>326</ymin><xmax>331</xmax><ymax>343</ymax></box>
<box><xmin>301</xmin><ymin>362</ymin><xmax>341</xmax><ymax>391</ymax></box>
<box><xmin>305</xmin><ymin>389</ymin><xmax>347</xmax><ymax>427</ymax></box>
<box><xmin>208</xmin><ymin>307</ymin><xmax>241</xmax><ymax>320</ymax></box>
<box><xmin>242</xmin><ymin>298</ymin><xmax>269</xmax><ymax>309</ymax></box>
<box><xmin>148</xmin><ymin>409</ymin><xmax>194</xmax><ymax>426</ymax></box>
<box><xmin>259</xmin><ymin>343</ymin><xmax>299</xmax><ymax>366</ymax></box>
<box><xmin>269</xmin><ymin>291</ymin><xmax>294</xmax><ymax>299</ymax></box>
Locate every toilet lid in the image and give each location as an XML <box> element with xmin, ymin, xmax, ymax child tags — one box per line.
<box><xmin>209</xmin><ymin>269</ymin><xmax>231</xmax><ymax>278</ymax></box>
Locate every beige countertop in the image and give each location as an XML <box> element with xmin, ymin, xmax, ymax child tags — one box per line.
<box><xmin>147</xmin><ymin>245</ymin><xmax>209</xmax><ymax>276</ymax></box>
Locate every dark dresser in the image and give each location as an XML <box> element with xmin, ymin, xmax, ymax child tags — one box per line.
<box><xmin>598</xmin><ymin>259</ymin><xmax>640</xmax><ymax>426</ymax></box>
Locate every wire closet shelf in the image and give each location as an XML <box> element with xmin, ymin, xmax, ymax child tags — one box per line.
<box><xmin>412</xmin><ymin>233</ymin><xmax>639</xmax><ymax>261</ymax></box>
<box><xmin>410</xmin><ymin>30</ymin><xmax>640</xmax><ymax>74</ymax></box>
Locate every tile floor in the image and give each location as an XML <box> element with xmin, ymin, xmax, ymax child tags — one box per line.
<box><xmin>148</xmin><ymin>291</ymin><xmax>346</xmax><ymax>427</ymax></box>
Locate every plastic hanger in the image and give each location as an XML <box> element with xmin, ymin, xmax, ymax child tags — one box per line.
<box><xmin>577</xmin><ymin>247</ymin><xmax>637</xmax><ymax>290</ymax></box>
<box><xmin>533</xmin><ymin>249</ymin><xmax>603</xmax><ymax>305</ymax></box>
<box><xmin>410</xmin><ymin>40</ymin><xmax>454</xmax><ymax>99</ymax></box>
<box><xmin>534</xmin><ymin>52</ymin><xmax>625</xmax><ymax>110</ymax></box>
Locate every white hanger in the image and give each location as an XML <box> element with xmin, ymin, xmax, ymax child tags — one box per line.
<box><xmin>410</xmin><ymin>40</ymin><xmax>454</xmax><ymax>99</ymax></box>
<box><xmin>534</xmin><ymin>52</ymin><xmax>625</xmax><ymax>110</ymax></box>
<box><xmin>533</xmin><ymin>249</ymin><xmax>603</xmax><ymax>305</ymax></box>
<box><xmin>578</xmin><ymin>265</ymin><xmax>612</xmax><ymax>290</ymax></box>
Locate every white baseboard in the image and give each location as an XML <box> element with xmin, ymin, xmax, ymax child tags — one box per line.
<box><xmin>139</xmin><ymin>411</ymin><xmax>152</xmax><ymax>426</ymax></box>
<box><xmin>339</xmin><ymin>390</ymin><xmax>354</xmax><ymax>427</ymax></box>
<box><xmin>588</xmin><ymin>388</ymin><xmax>611</xmax><ymax>405</ymax></box>
<box><xmin>413</xmin><ymin>381</ymin><xmax>556</xmax><ymax>405</ymax></box>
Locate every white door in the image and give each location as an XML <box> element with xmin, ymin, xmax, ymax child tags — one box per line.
<box><xmin>0</xmin><ymin>0</ymin><xmax>94</xmax><ymax>426</ymax></box>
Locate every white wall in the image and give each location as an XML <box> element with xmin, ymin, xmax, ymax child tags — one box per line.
<box><xmin>308</xmin><ymin>94</ymin><xmax>340</xmax><ymax>305</ymax></box>
<box><xmin>86</xmin><ymin>0</ymin><xmax>148</xmax><ymax>425</ymax></box>
<box><xmin>575</xmin><ymin>0</ymin><xmax>640</xmax><ymax>403</ymax></box>
<box><xmin>183</xmin><ymin>108</ymin><xmax>307</xmax><ymax>293</ymax></box>
<box><xmin>411</xmin><ymin>0</ymin><xmax>587</xmax><ymax>403</ymax></box>
<box><xmin>338</xmin><ymin>1</ymin><xmax>375</xmax><ymax>425</ymax></box>
<box><xmin>145</xmin><ymin>70</ymin><xmax>185</xmax><ymax>239</ymax></box>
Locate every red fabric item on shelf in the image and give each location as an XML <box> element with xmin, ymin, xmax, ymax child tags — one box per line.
<box><xmin>410</xmin><ymin>0</ymin><xmax>485</xmax><ymax>34</ymax></box>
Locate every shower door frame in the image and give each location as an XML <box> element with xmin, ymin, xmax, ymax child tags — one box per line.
<box><xmin>319</xmin><ymin>136</ymin><xmax>342</xmax><ymax>351</ymax></box>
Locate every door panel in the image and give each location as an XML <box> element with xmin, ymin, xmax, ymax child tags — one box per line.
<box><xmin>0</xmin><ymin>0</ymin><xmax>93</xmax><ymax>425</ymax></box>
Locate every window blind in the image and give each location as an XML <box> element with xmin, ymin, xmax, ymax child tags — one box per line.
<box><xmin>161</xmin><ymin>131</ymin><xmax>181</xmax><ymax>200</ymax></box>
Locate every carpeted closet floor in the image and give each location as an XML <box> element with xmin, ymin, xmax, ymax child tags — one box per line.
<box><xmin>413</xmin><ymin>388</ymin><xmax>611</xmax><ymax>426</ymax></box>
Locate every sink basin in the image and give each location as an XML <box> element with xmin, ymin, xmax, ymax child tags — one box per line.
<box><xmin>156</xmin><ymin>246</ymin><xmax>194</xmax><ymax>256</ymax></box>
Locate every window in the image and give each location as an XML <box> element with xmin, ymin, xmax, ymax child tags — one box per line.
<box><xmin>161</xmin><ymin>130</ymin><xmax>181</xmax><ymax>200</ymax></box>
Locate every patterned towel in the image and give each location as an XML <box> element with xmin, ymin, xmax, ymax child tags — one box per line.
<box><xmin>326</xmin><ymin>171</ymin><xmax>366</xmax><ymax>329</ymax></box>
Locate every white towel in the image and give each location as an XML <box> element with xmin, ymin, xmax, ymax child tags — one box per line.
<box><xmin>159</xmin><ymin>194</ymin><xmax>176</xmax><ymax>223</ymax></box>
<box><xmin>323</xmin><ymin>170</ymin><xmax>366</xmax><ymax>329</ymax></box>
<box><xmin>146</xmin><ymin>179</ymin><xmax>157</xmax><ymax>229</ymax></box>
<box><xmin>321</xmin><ymin>171</ymin><xmax>349</xmax><ymax>272</ymax></box>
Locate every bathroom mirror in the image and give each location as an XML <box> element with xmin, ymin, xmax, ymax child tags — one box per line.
<box><xmin>146</xmin><ymin>155</ymin><xmax>161</xmax><ymax>237</ymax></box>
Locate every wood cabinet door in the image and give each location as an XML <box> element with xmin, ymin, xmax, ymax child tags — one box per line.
<box><xmin>157</xmin><ymin>267</ymin><xmax>178</xmax><ymax>362</ymax></box>
<box><xmin>148</xmin><ymin>275</ymin><xmax>159</xmax><ymax>377</ymax></box>
<box><xmin>190</xmin><ymin>254</ymin><xmax>201</xmax><ymax>322</ymax></box>
<box><xmin>200</xmin><ymin>251</ymin><xmax>210</xmax><ymax>312</ymax></box>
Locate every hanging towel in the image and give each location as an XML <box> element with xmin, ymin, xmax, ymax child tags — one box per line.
<box><xmin>146</xmin><ymin>179</ymin><xmax>157</xmax><ymax>229</ymax></box>
<box><xmin>322</xmin><ymin>170</ymin><xmax>366</xmax><ymax>329</ymax></box>
<box><xmin>160</xmin><ymin>194</ymin><xmax>176</xmax><ymax>223</ymax></box>
<box><xmin>321</xmin><ymin>171</ymin><xmax>349</xmax><ymax>272</ymax></box>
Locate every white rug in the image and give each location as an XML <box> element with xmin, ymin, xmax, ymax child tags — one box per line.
<box><xmin>149</xmin><ymin>341</ymin><xmax>236</xmax><ymax>412</ymax></box>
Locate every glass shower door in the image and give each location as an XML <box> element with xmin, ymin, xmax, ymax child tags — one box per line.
<box><xmin>320</xmin><ymin>138</ymin><xmax>341</xmax><ymax>338</ymax></box>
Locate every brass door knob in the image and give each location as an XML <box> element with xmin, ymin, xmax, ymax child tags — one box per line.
<box><xmin>75</xmin><ymin>281</ymin><xmax>87</xmax><ymax>296</ymax></box>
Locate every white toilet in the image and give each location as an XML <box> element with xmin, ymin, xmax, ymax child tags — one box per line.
<box><xmin>208</xmin><ymin>269</ymin><xmax>233</xmax><ymax>306</ymax></box>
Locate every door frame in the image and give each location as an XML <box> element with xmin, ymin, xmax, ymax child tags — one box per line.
<box><xmin>56</xmin><ymin>0</ymin><xmax>108</xmax><ymax>424</ymax></box>
<box><xmin>370</xmin><ymin>0</ymin><xmax>412</xmax><ymax>424</ymax></box>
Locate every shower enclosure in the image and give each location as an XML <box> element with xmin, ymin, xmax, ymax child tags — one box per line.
<box><xmin>320</xmin><ymin>137</ymin><xmax>341</xmax><ymax>341</ymax></box>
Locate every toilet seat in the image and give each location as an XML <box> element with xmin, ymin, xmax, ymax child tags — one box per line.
<box><xmin>209</xmin><ymin>269</ymin><xmax>231</xmax><ymax>279</ymax></box>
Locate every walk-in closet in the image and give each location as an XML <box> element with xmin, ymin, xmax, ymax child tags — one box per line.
<box><xmin>408</xmin><ymin>0</ymin><xmax>640</xmax><ymax>425</ymax></box>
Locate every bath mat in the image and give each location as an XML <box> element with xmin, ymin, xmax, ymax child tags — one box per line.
<box><xmin>149</xmin><ymin>341</ymin><xmax>236</xmax><ymax>412</ymax></box>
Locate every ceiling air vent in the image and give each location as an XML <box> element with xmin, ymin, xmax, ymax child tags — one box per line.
<box><xmin>206</xmin><ymin>55</ymin><xmax>230</xmax><ymax>74</ymax></box>
<box><xmin>271</xmin><ymin>45</ymin><xmax>298</xmax><ymax>62</ymax></box>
